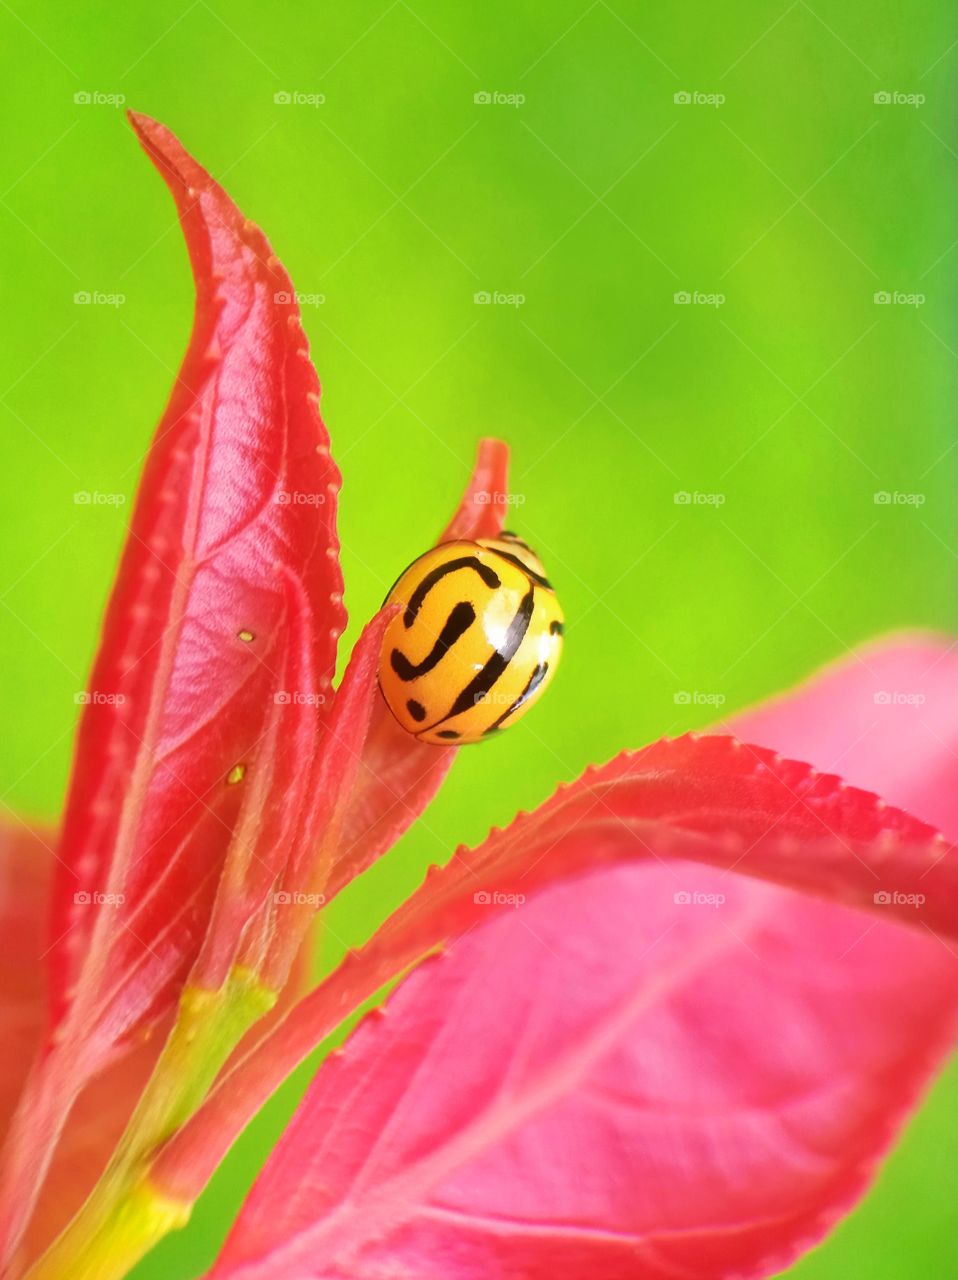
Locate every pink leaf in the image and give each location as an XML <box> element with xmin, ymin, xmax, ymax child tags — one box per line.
<box><xmin>728</xmin><ymin>631</ymin><xmax>958</xmax><ymax>841</ymax></box>
<box><xmin>200</xmin><ymin>638</ymin><xmax>958</xmax><ymax>1277</ymax></box>
<box><xmin>208</xmin><ymin>861</ymin><xmax>958</xmax><ymax>1280</ymax></box>
<box><xmin>157</xmin><ymin>641</ymin><xmax>958</xmax><ymax>1232</ymax></box>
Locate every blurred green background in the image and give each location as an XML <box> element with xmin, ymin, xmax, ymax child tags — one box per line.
<box><xmin>1</xmin><ymin>0</ymin><xmax>957</xmax><ymax>1274</ymax></box>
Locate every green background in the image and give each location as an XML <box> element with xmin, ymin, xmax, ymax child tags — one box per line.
<box><xmin>1</xmin><ymin>0</ymin><xmax>956</xmax><ymax>1274</ymax></box>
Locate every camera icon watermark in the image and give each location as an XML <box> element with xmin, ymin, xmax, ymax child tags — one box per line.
<box><xmin>74</xmin><ymin>291</ymin><xmax>126</xmax><ymax>308</ymax></box>
<box><xmin>674</xmin><ymin>290</ymin><xmax>725</xmax><ymax>307</ymax></box>
<box><xmin>74</xmin><ymin>690</ymin><xmax>126</xmax><ymax>706</ymax></box>
<box><xmin>74</xmin><ymin>90</ymin><xmax>126</xmax><ymax>108</ymax></box>
<box><xmin>73</xmin><ymin>889</ymin><xmax>126</xmax><ymax>906</ymax></box>
<box><xmin>673</xmin><ymin>90</ymin><xmax>725</xmax><ymax>108</ymax></box>
<box><xmin>674</xmin><ymin>690</ymin><xmax>726</xmax><ymax>707</ymax></box>
<box><xmin>273</xmin><ymin>90</ymin><xmax>325</xmax><ymax>107</ymax></box>
<box><xmin>274</xmin><ymin>490</ymin><xmax>327</xmax><ymax>506</ymax></box>
<box><xmin>273</xmin><ymin>290</ymin><xmax>325</xmax><ymax>307</ymax></box>
<box><xmin>674</xmin><ymin>889</ymin><xmax>726</xmax><ymax>907</ymax></box>
<box><xmin>73</xmin><ymin>490</ymin><xmax>127</xmax><ymax>506</ymax></box>
<box><xmin>873</xmin><ymin>889</ymin><xmax>926</xmax><ymax>907</ymax></box>
<box><xmin>474</xmin><ymin>90</ymin><xmax>525</xmax><ymax>107</ymax></box>
<box><xmin>873</xmin><ymin>290</ymin><xmax>925</xmax><ymax>307</ymax></box>
<box><xmin>474</xmin><ymin>490</ymin><xmax>526</xmax><ymax>506</ymax></box>
<box><xmin>273</xmin><ymin>690</ymin><xmax>327</xmax><ymax>706</ymax></box>
<box><xmin>873</xmin><ymin>690</ymin><xmax>926</xmax><ymax>707</ymax></box>
<box><xmin>874</xmin><ymin>90</ymin><xmax>925</xmax><ymax>108</ymax></box>
<box><xmin>674</xmin><ymin>490</ymin><xmax>726</xmax><ymax>507</ymax></box>
<box><xmin>474</xmin><ymin>290</ymin><xmax>526</xmax><ymax>307</ymax></box>
<box><xmin>873</xmin><ymin>491</ymin><xmax>925</xmax><ymax>507</ymax></box>
<box><xmin>473</xmin><ymin>889</ymin><xmax>525</xmax><ymax>907</ymax></box>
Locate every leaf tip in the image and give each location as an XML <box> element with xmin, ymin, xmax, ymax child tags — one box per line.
<box><xmin>126</xmin><ymin>109</ymin><xmax>172</xmax><ymax>158</ymax></box>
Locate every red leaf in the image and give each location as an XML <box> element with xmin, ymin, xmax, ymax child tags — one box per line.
<box><xmin>232</xmin><ymin>439</ymin><xmax>514</xmax><ymax>984</ymax></box>
<box><xmin>46</xmin><ymin>111</ymin><xmax>343</xmax><ymax>1029</ymax></box>
<box><xmin>329</xmin><ymin>439</ymin><xmax>511</xmax><ymax>900</ymax></box>
<box><xmin>0</xmin><ymin>821</ymin><xmax>317</xmax><ymax>1271</ymax></box>
<box><xmin>0</xmin><ymin>823</ymin><xmax>52</xmax><ymax>1135</ymax></box>
<box><xmin>438</xmin><ymin>437</ymin><xmax>511</xmax><ymax>543</ymax></box>
<box><xmin>0</xmin><ymin>113</ymin><xmax>344</xmax><ymax>1264</ymax></box>
<box><xmin>0</xmin><ymin>823</ymin><xmax>164</xmax><ymax>1269</ymax></box>
<box><xmin>155</xmin><ymin>639</ymin><xmax>958</xmax><ymax>1219</ymax></box>
<box><xmin>245</xmin><ymin>607</ymin><xmax>398</xmax><ymax>988</ymax></box>
<box><xmin>208</xmin><ymin>865</ymin><xmax>958</xmax><ymax>1280</ymax></box>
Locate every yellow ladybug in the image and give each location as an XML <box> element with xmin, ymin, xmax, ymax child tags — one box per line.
<box><xmin>379</xmin><ymin>532</ymin><xmax>564</xmax><ymax>744</ymax></box>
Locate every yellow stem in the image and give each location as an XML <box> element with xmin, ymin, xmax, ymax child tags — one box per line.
<box><xmin>25</xmin><ymin>966</ymin><xmax>275</xmax><ymax>1280</ymax></box>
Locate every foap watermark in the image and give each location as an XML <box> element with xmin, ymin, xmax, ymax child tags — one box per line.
<box><xmin>874</xmin><ymin>490</ymin><xmax>925</xmax><ymax>507</ymax></box>
<box><xmin>74</xmin><ymin>890</ymin><xmax>126</xmax><ymax>906</ymax></box>
<box><xmin>874</xmin><ymin>290</ymin><xmax>925</xmax><ymax>307</ymax></box>
<box><xmin>74</xmin><ymin>90</ymin><xmax>126</xmax><ymax>108</ymax></box>
<box><xmin>274</xmin><ymin>691</ymin><xmax>327</xmax><ymax>707</ymax></box>
<box><xmin>674</xmin><ymin>690</ymin><xmax>726</xmax><ymax>708</ymax></box>
<box><xmin>874</xmin><ymin>91</ymin><xmax>925</xmax><ymax>108</ymax></box>
<box><xmin>473</xmin><ymin>689</ymin><xmax>519</xmax><ymax>709</ymax></box>
<box><xmin>74</xmin><ymin>291</ymin><xmax>126</xmax><ymax>308</ymax></box>
<box><xmin>674</xmin><ymin>889</ymin><xmax>726</xmax><ymax>908</ymax></box>
<box><xmin>674</xmin><ymin>90</ymin><xmax>725</xmax><ymax>108</ymax></box>
<box><xmin>874</xmin><ymin>690</ymin><xmax>926</xmax><ymax>707</ymax></box>
<box><xmin>474</xmin><ymin>490</ymin><xmax>526</xmax><ymax>506</ymax></box>
<box><xmin>874</xmin><ymin>890</ymin><xmax>926</xmax><ymax>908</ymax></box>
<box><xmin>674</xmin><ymin>490</ymin><xmax>725</xmax><ymax>506</ymax></box>
<box><xmin>474</xmin><ymin>890</ymin><xmax>526</xmax><ymax>907</ymax></box>
<box><xmin>474</xmin><ymin>90</ymin><xmax>525</xmax><ymax>107</ymax></box>
<box><xmin>474</xmin><ymin>290</ymin><xmax>525</xmax><ymax>307</ymax></box>
<box><xmin>275</xmin><ymin>490</ymin><xmax>327</xmax><ymax>506</ymax></box>
<box><xmin>74</xmin><ymin>490</ymin><xmax>126</xmax><ymax>507</ymax></box>
<box><xmin>274</xmin><ymin>290</ymin><xmax>325</xmax><ymax>307</ymax></box>
<box><xmin>274</xmin><ymin>90</ymin><xmax>326</xmax><ymax>107</ymax></box>
<box><xmin>674</xmin><ymin>290</ymin><xmax>725</xmax><ymax>307</ymax></box>
<box><xmin>272</xmin><ymin>890</ymin><xmax>326</xmax><ymax>906</ymax></box>
<box><xmin>75</xmin><ymin>690</ymin><xmax>126</xmax><ymax>706</ymax></box>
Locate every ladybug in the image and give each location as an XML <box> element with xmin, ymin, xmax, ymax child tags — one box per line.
<box><xmin>379</xmin><ymin>532</ymin><xmax>564</xmax><ymax>744</ymax></box>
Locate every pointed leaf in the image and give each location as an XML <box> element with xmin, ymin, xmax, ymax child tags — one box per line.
<box><xmin>330</xmin><ymin>439</ymin><xmax>511</xmax><ymax>900</ymax></box>
<box><xmin>438</xmin><ymin>437</ymin><xmax>511</xmax><ymax>543</ymax></box>
<box><xmin>203</xmin><ymin>637</ymin><xmax>958</xmax><ymax>1276</ymax></box>
<box><xmin>155</xmin><ymin>710</ymin><xmax>958</xmax><ymax>1207</ymax></box>
<box><xmin>0</xmin><ymin>113</ymin><xmax>344</xmax><ymax>1265</ymax></box>
<box><xmin>247</xmin><ymin>607</ymin><xmax>398</xmax><ymax>987</ymax></box>
<box><xmin>209</xmin><ymin>858</ymin><xmax>958</xmax><ymax>1280</ymax></box>
<box><xmin>200</xmin><ymin>635</ymin><xmax>958</xmax><ymax>1277</ymax></box>
<box><xmin>47</xmin><ymin>110</ymin><xmax>343</xmax><ymax>1030</ymax></box>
